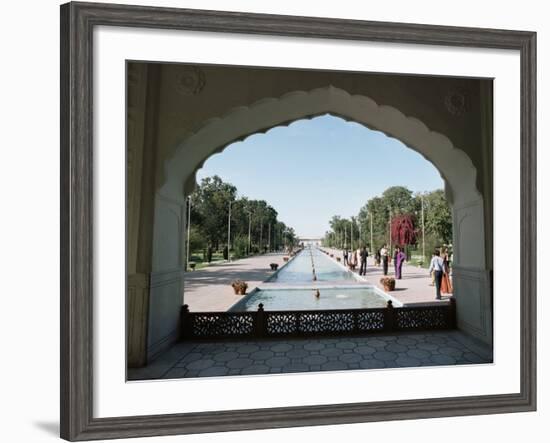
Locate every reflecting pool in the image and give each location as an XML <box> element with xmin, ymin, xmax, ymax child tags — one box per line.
<box><xmin>269</xmin><ymin>246</ymin><xmax>357</xmax><ymax>283</ymax></box>
<box><xmin>230</xmin><ymin>286</ymin><xmax>387</xmax><ymax>311</ymax></box>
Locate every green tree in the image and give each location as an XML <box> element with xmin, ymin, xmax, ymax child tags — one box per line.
<box><xmin>187</xmin><ymin>175</ymin><xmax>297</xmax><ymax>261</ymax></box>
<box><xmin>191</xmin><ymin>175</ymin><xmax>236</xmax><ymax>249</ymax></box>
<box><xmin>232</xmin><ymin>235</ymin><xmax>249</xmax><ymax>259</ymax></box>
<box><xmin>423</xmin><ymin>189</ymin><xmax>453</xmax><ymax>243</ymax></box>
<box><xmin>358</xmin><ymin>196</ymin><xmax>388</xmax><ymax>250</ymax></box>
<box><xmin>188</xmin><ymin>226</ymin><xmax>207</xmax><ymax>253</ymax></box>
<box><xmin>324</xmin><ymin>186</ymin><xmax>451</xmax><ymax>256</ymax></box>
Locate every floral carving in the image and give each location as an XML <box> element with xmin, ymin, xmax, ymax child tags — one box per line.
<box><xmin>444</xmin><ymin>89</ymin><xmax>468</xmax><ymax>116</ymax></box>
<box><xmin>176</xmin><ymin>66</ymin><xmax>206</xmax><ymax>96</ymax></box>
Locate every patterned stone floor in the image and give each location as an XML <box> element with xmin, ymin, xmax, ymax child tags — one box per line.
<box><xmin>128</xmin><ymin>330</ymin><xmax>492</xmax><ymax>380</ymax></box>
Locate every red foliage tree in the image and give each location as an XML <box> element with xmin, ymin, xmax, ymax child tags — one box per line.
<box><xmin>391</xmin><ymin>213</ymin><xmax>417</xmax><ymax>247</ymax></box>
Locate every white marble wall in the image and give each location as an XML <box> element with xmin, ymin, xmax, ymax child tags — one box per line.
<box><xmin>147</xmin><ymin>191</ymin><xmax>187</xmax><ymax>360</ymax></box>
<box><xmin>452</xmin><ymin>198</ymin><xmax>492</xmax><ymax>343</ymax></box>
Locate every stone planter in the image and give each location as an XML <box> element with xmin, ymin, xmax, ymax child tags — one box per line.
<box><xmin>380</xmin><ymin>277</ymin><xmax>396</xmax><ymax>292</ymax></box>
<box><xmin>231</xmin><ymin>280</ymin><xmax>248</xmax><ymax>295</ymax></box>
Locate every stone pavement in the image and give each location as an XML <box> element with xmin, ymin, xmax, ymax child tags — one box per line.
<box><xmin>128</xmin><ymin>330</ymin><xmax>492</xmax><ymax>380</ymax></box>
<box><xmin>183</xmin><ymin>252</ymin><xmax>287</xmax><ymax>311</ymax></box>
<box><xmin>323</xmin><ymin>247</ymin><xmax>453</xmax><ymax>306</ymax></box>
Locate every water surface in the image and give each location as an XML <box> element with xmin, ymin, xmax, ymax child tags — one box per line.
<box><xmin>269</xmin><ymin>247</ymin><xmax>357</xmax><ymax>283</ymax></box>
<box><xmin>231</xmin><ymin>287</ymin><xmax>387</xmax><ymax>311</ymax></box>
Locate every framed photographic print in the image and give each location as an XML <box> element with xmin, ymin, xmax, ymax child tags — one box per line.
<box><xmin>60</xmin><ymin>1</ymin><xmax>536</xmax><ymax>441</ymax></box>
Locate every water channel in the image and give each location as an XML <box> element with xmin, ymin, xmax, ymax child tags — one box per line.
<box><xmin>230</xmin><ymin>246</ymin><xmax>388</xmax><ymax>311</ymax></box>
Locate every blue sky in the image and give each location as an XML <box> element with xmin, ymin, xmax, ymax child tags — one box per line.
<box><xmin>197</xmin><ymin>115</ymin><xmax>443</xmax><ymax>237</ymax></box>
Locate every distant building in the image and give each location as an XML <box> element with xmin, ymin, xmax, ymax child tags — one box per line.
<box><xmin>298</xmin><ymin>237</ymin><xmax>322</xmax><ymax>246</ymax></box>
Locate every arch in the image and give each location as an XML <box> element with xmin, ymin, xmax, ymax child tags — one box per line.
<box><xmin>147</xmin><ymin>85</ymin><xmax>491</xmax><ymax>355</ymax></box>
<box><xmin>160</xmin><ymin>85</ymin><xmax>481</xmax><ymax>209</ymax></box>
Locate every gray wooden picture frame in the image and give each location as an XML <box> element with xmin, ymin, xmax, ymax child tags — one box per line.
<box><xmin>60</xmin><ymin>2</ymin><xmax>537</xmax><ymax>441</ymax></box>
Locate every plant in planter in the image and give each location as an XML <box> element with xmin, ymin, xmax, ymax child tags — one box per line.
<box><xmin>330</xmin><ymin>254</ymin><xmax>334</xmax><ymax>258</ymax></box>
<box><xmin>231</xmin><ymin>280</ymin><xmax>248</xmax><ymax>295</ymax></box>
<box><xmin>270</xmin><ymin>263</ymin><xmax>279</xmax><ymax>271</ymax></box>
<box><xmin>380</xmin><ymin>277</ymin><xmax>396</xmax><ymax>292</ymax></box>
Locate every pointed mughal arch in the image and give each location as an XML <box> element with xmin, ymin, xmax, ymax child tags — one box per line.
<box><xmin>151</xmin><ymin>85</ymin><xmax>491</xmax><ymax>345</ymax></box>
<box><xmin>161</xmin><ymin>85</ymin><xmax>481</xmax><ymax>209</ymax></box>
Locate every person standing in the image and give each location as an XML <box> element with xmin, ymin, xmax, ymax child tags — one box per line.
<box><xmin>380</xmin><ymin>245</ymin><xmax>389</xmax><ymax>275</ymax></box>
<box><xmin>440</xmin><ymin>247</ymin><xmax>454</xmax><ymax>294</ymax></box>
<box><xmin>352</xmin><ymin>249</ymin><xmax>358</xmax><ymax>270</ymax></box>
<box><xmin>359</xmin><ymin>246</ymin><xmax>368</xmax><ymax>275</ymax></box>
<box><xmin>395</xmin><ymin>247</ymin><xmax>406</xmax><ymax>279</ymax></box>
<box><xmin>343</xmin><ymin>249</ymin><xmax>348</xmax><ymax>266</ymax></box>
<box><xmin>375</xmin><ymin>248</ymin><xmax>381</xmax><ymax>267</ymax></box>
<box><xmin>428</xmin><ymin>249</ymin><xmax>445</xmax><ymax>300</ymax></box>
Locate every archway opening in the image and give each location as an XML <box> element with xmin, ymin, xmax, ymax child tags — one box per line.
<box><xmin>131</xmin><ymin>84</ymin><xmax>492</xmax><ymax>372</ymax></box>
<box><xmin>183</xmin><ymin>114</ymin><xmax>452</xmax><ymax>312</ymax></box>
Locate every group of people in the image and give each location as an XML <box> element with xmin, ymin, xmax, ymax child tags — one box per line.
<box><xmin>341</xmin><ymin>243</ymin><xmax>453</xmax><ymax>300</ymax></box>
<box><xmin>428</xmin><ymin>247</ymin><xmax>453</xmax><ymax>300</ymax></box>
<box><xmin>372</xmin><ymin>245</ymin><xmax>406</xmax><ymax>279</ymax></box>
<box><xmin>343</xmin><ymin>244</ymin><xmax>407</xmax><ymax>278</ymax></box>
<box><xmin>342</xmin><ymin>246</ymin><xmax>369</xmax><ymax>276</ymax></box>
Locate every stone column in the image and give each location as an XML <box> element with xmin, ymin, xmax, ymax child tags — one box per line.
<box><xmin>127</xmin><ymin>63</ymin><xmax>161</xmax><ymax>367</ymax></box>
<box><xmin>452</xmin><ymin>197</ymin><xmax>493</xmax><ymax>345</ymax></box>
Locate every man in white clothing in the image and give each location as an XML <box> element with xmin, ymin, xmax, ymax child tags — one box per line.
<box><xmin>428</xmin><ymin>249</ymin><xmax>445</xmax><ymax>300</ymax></box>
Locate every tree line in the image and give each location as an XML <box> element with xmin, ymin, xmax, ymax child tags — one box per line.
<box><xmin>187</xmin><ymin>176</ymin><xmax>298</xmax><ymax>262</ymax></box>
<box><xmin>322</xmin><ymin>186</ymin><xmax>452</xmax><ymax>262</ymax></box>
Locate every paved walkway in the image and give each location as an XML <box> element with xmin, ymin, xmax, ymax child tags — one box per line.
<box><xmin>183</xmin><ymin>252</ymin><xmax>287</xmax><ymax>311</ymax></box>
<box><xmin>323</xmin><ymin>247</ymin><xmax>452</xmax><ymax>306</ymax></box>
<box><xmin>128</xmin><ymin>330</ymin><xmax>492</xmax><ymax>380</ymax></box>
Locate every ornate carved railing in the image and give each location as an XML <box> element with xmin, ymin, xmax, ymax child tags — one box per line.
<box><xmin>181</xmin><ymin>299</ymin><xmax>456</xmax><ymax>340</ymax></box>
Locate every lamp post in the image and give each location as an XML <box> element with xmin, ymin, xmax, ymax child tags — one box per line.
<box><xmin>186</xmin><ymin>196</ymin><xmax>191</xmax><ymax>271</ymax></box>
<box><xmin>421</xmin><ymin>193</ymin><xmax>426</xmax><ymax>264</ymax></box>
<box><xmin>247</xmin><ymin>211</ymin><xmax>252</xmax><ymax>256</ymax></box>
<box><xmin>260</xmin><ymin>223</ymin><xmax>263</xmax><ymax>252</ymax></box>
<box><xmin>388</xmin><ymin>206</ymin><xmax>392</xmax><ymax>253</ymax></box>
<box><xmin>344</xmin><ymin>226</ymin><xmax>347</xmax><ymax>249</ymax></box>
<box><xmin>227</xmin><ymin>200</ymin><xmax>232</xmax><ymax>262</ymax></box>
<box><xmin>350</xmin><ymin>220</ymin><xmax>354</xmax><ymax>251</ymax></box>
<box><xmin>369</xmin><ymin>211</ymin><xmax>374</xmax><ymax>254</ymax></box>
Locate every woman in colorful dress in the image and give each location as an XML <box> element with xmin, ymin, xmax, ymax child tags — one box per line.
<box><xmin>440</xmin><ymin>247</ymin><xmax>453</xmax><ymax>294</ymax></box>
<box><xmin>395</xmin><ymin>247</ymin><xmax>406</xmax><ymax>279</ymax></box>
